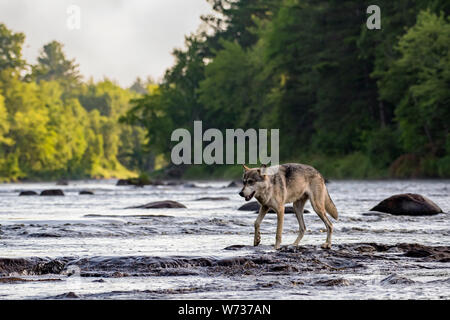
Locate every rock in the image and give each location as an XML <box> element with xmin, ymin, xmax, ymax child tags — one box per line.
<box><xmin>79</xmin><ymin>190</ymin><xmax>94</xmax><ymax>195</ymax></box>
<box><xmin>116</xmin><ymin>177</ymin><xmax>154</xmax><ymax>187</ymax></box>
<box><xmin>370</xmin><ymin>193</ymin><xmax>443</xmax><ymax>216</ymax></box>
<box><xmin>56</xmin><ymin>180</ymin><xmax>69</xmax><ymax>186</ymax></box>
<box><xmin>381</xmin><ymin>274</ymin><xmax>415</xmax><ymax>285</ymax></box>
<box><xmin>166</xmin><ymin>181</ymin><xmax>183</xmax><ymax>186</ymax></box>
<box><xmin>238</xmin><ymin>201</ymin><xmax>262</xmax><ymax>211</ymax></box>
<box><xmin>314</xmin><ymin>278</ymin><xmax>350</xmax><ymax>286</ymax></box>
<box><xmin>238</xmin><ymin>201</ymin><xmax>309</xmax><ymax>214</ymax></box>
<box><xmin>57</xmin><ymin>292</ymin><xmax>79</xmax><ymax>299</ymax></box>
<box><xmin>226</xmin><ymin>180</ymin><xmax>243</xmax><ymax>188</ymax></box>
<box><xmin>116</xmin><ymin>179</ymin><xmax>131</xmax><ymax>186</ymax></box>
<box><xmin>183</xmin><ymin>183</ymin><xmax>197</xmax><ymax>188</ymax></box>
<box><xmin>19</xmin><ymin>191</ymin><xmax>38</xmax><ymax>196</ymax></box>
<box><xmin>127</xmin><ymin>200</ymin><xmax>187</xmax><ymax>209</ymax></box>
<box><xmin>195</xmin><ymin>197</ymin><xmax>230</xmax><ymax>201</ymax></box>
<box><xmin>40</xmin><ymin>189</ymin><xmax>64</xmax><ymax>196</ymax></box>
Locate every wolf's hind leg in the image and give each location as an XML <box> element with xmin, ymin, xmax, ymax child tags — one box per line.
<box><xmin>309</xmin><ymin>190</ymin><xmax>333</xmax><ymax>249</ymax></box>
<box><xmin>254</xmin><ymin>205</ymin><xmax>269</xmax><ymax>246</ymax></box>
<box><xmin>293</xmin><ymin>195</ymin><xmax>308</xmax><ymax>246</ymax></box>
<box><xmin>274</xmin><ymin>205</ymin><xmax>285</xmax><ymax>250</ymax></box>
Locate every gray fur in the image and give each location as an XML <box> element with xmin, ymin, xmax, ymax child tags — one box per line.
<box><xmin>240</xmin><ymin>163</ymin><xmax>338</xmax><ymax>249</ymax></box>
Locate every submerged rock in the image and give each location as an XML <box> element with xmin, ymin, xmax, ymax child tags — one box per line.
<box><xmin>116</xmin><ymin>177</ymin><xmax>159</xmax><ymax>187</ymax></box>
<box><xmin>79</xmin><ymin>190</ymin><xmax>94</xmax><ymax>195</ymax></box>
<box><xmin>226</xmin><ymin>181</ymin><xmax>243</xmax><ymax>188</ymax></box>
<box><xmin>370</xmin><ymin>193</ymin><xmax>443</xmax><ymax>216</ymax></box>
<box><xmin>55</xmin><ymin>292</ymin><xmax>79</xmax><ymax>299</ymax></box>
<box><xmin>56</xmin><ymin>180</ymin><xmax>69</xmax><ymax>186</ymax></box>
<box><xmin>127</xmin><ymin>200</ymin><xmax>187</xmax><ymax>209</ymax></box>
<box><xmin>238</xmin><ymin>201</ymin><xmax>309</xmax><ymax>214</ymax></box>
<box><xmin>40</xmin><ymin>189</ymin><xmax>64</xmax><ymax>196</ymax></box>
<box><xmin>195</xmin><ymin>197</ymin><xmax>230</xmax><ymax>201</ymax></box>
<box><xmin>381</xmin><ymin>274</ymin><xmax>415</xmax><ymax>285</ymax></box>
<box><xmin>314</xmin><ymin>278</ymin><xmax>350</xmax><ymax>286</ymax></box>
<box><xmin>19</xmin><ymin>191</ymin><xmax>38</xmax><ymax>196</ymax></box>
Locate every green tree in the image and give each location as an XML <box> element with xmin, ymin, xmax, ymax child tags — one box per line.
<box><xmin>379</xmin><ymin>11</ymin><xmax>450</xmax><ymax>156</ymax></box>
<box><xmin>32</xmin><ymin>41</ymin><xmax>82</xmax><ymax>93</ymax></box>
<box><xmin>0</xmin><ymin>23</ymin><xmax>25</xmax><ymax>72</ymax></box>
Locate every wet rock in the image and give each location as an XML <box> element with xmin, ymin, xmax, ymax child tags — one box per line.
<box><xmin>116</xmin><ymin>177</ymin><xmax>155</xmax><ymax>187</ymax></box>
<box><xmin>111</xmin><ymin>271</ymin><xmax>128</xmax><ymax>278</ymax></box>
<box><xmin>33</xmin><ymin>260</ymin><xmax>66</xmax><ymax>275</ymax></box>
<box><xmin>165</xmin><ymin>181</ymin><xmax>183</xmax><ymax>186</ymax></box>
<box><xmin>226</xmin><ymin>181</ymin><xmax>243</xmax><ymax>188</ymax></box>
<box><xmin>40</xmin><ymin>189</ymin><xmax>64</xmax><ymax>196</ymax></box>
<box><xmin>238</xmin><ymin>201</ymin><xmax>260</xmax><ymax>211</ymax></box>
<box><xmin>116</xmin><ymin>179</ymin><xmax>132</xmax><ymax>186</ymax></box>
<box><xmin>381</xmin><ymin>274</ymin><xmax>415</xmax><ymax>285</ymax></box>
<box><xmin>183</xmin><ymin>183</ymin><xmax>197</xmax><ymax>188</ymax></box>
<box><xmin>28</xmin><ymin>233</ymin><xmax>61</xmax><ymax>238</ymax></box>
<box><xmin>92</xmin><ymin>279</ymin><xmax>105</xmax><ymax>283</ymax></box>
<box><xmin>0</xmin><ymin>277</ymin><xmax>62</xmax><ymax>283</ymax></box>
<box><xmin>126</xmin><ymin>200</ymin><xmax>187</xmax><ymax>209</ymax></box>
<box><xmin>224</xmin><ymin>245</ymin><xmax>247</xmax><ymax>250</ymax></box>
<box><xmin>79</xmin><ymin>190</ymin><xmax>94</xmax><ymax>195</ymax></box>
<box><xmin>19</xmin><ymin>191</ymin><xmax>38</xmax><ymax>196</ymax></box>
<box><xmin>270</xmin><ymin>264</ymin><xmax>299</xmax><ymax>272</ymax></box>
<box><xmin>370</xmin><ymin>193</ymin><xmax>443</xmax><ymax>216</ymax></box>
<box><xmin>238</xmin><ymin>201</ymin><xmax>309</xmax><ymax>214</ymax></box>
<box><xmin>216</xmin><ymin>257</ymin><xmax>250</xmax><ymax>266</ymax></box>
<box><xmin>314</xmin><ymin>278</ymin><xmax>350</xmax><ymax>286</ymax></box>
<box><xmin>157</xmin><ymin>268</ymin><xmax>200</xmax><ymax>276</ymax></box>
<box><xmin>55</xmin><ymin>292</ymin><xmax>79</xmax><ymax>299</ymax></box>
<box><xmin>398</xmin><ymin>243</ymin><xmax>450</xmax><ymax>262</ymax></box>
<box><xmin>195</xmin><ymin>197</ymin><xmax>230</xmax><ymax>201</ymax></box>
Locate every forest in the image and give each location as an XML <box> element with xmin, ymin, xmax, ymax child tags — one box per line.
<box><xmin>1</xmin><ymin>0</ymin><xmax>450</xmax><ymax>181</ymax></box>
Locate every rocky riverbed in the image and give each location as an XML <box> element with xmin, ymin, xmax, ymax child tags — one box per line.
<box><xmin>0</xmin><ymin>179</ymin><xmax>448</xmax><ymax>299</ymax></box>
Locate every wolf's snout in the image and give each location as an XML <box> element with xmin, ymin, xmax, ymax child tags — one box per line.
<box><xmin>239</xmin><ymin>191</ymin><xmax>244</xmax><ymax>197</ymax></box>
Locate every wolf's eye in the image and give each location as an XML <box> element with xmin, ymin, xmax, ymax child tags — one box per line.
<box><xmin>247</xmin><ymin>179</ymin><xmax>254</xmax><ymax>185</ymax></box>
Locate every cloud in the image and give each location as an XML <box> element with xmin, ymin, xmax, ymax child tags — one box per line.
<box><xmin>0</xmin><ymin>0</ymin><xmax>214</xmax><ymax>86</ymax></box>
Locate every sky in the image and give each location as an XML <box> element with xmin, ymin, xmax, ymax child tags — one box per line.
<box><xmin>0</xmin><ymin>0</ymin><xmax>215</xmax><ymax>87</ymax></box>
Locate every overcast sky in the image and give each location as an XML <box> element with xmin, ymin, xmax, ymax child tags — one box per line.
<box><xmin>0</xmin><ymin>0</ymin><xmax>215</xmax><ymax>87</ymax></box>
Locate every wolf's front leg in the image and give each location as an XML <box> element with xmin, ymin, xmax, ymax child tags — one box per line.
<box><xmin>274</xmin><ymin>206</ymin><xmax>285</xmax><ymax>249</ymax></box>
<box><xmin>254</xmin><ymin>205</ymin><xmax>269</xmax><ymax>246</ymax></box>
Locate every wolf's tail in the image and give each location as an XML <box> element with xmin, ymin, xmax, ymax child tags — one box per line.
<box><xmin>325</xmin><ymin>188</ymin><xmax>338</xmax><ymax>220</ymax></box>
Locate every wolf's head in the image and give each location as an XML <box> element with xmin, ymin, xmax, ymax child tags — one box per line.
<box><xmin>239</xmin><ymin>165</ymin><xmax>269</xmax><ymax>201</ymax></box>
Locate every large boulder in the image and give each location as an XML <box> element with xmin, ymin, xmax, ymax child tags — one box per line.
<box><xmin>40</xmin><ymin>189</ymin><xmax>65</xmax><ymax>196</ymax></box>
<box><xmin>238</xmin><ymin>201</ymin><xmax>309</xmax><ymax>214</ymax></box>
<box><xmin>127</xmin><ymin>200</ymin><xmax>187</xmax><ymax>209</ymax></box>
<box><xmin>19</xmin><ymin>191</ymin><xmax>38</xmax><ymax>196</ymax></box>
<box><xmin>370</xmin><ymin>193</ymin><xmax>443</xmax><ymax>216</ymax></box>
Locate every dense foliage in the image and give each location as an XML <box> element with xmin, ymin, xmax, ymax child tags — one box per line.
<box><xmin>124</xmin><ymin>0</ymin><xmax>450</xmax><ymax>178</ymax></box>
<box><xmin>1</xmin><ymin>1</ymin><xmax>449</xmax><ymax>180</ymax></box>
<box><xmin>0</xmin><ymin>26</ymin><xmax>149</xmax><ymax>181</ymax></box>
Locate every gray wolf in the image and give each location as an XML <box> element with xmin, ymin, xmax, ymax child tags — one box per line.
<box><xmin>239</xmin><ymin>163</ymin><xmax>338</xmax><ymax>249</ymax></box>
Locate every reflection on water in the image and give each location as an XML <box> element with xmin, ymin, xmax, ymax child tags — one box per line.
<box><xmin>0</xmin><ymin>179</ymin><xmax>449</xmax><ymax>299</ymax></box>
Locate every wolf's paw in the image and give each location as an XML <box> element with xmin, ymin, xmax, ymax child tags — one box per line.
<box><xmin>321</xmin><ymin>243</ymin><xmax>331</xmax><ymax>249</ymax></box>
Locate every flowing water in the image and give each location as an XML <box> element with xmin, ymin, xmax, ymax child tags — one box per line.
<box><xmin>0</xmin><ymin>179</ymin><xmax>449</xmax><ymax>299</ymax></box>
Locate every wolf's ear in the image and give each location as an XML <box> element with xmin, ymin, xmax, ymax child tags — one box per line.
<box><xmin>243</xmin><ymin>165</ymin><xmax>250</xmax><ymax>171</ymax></box>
